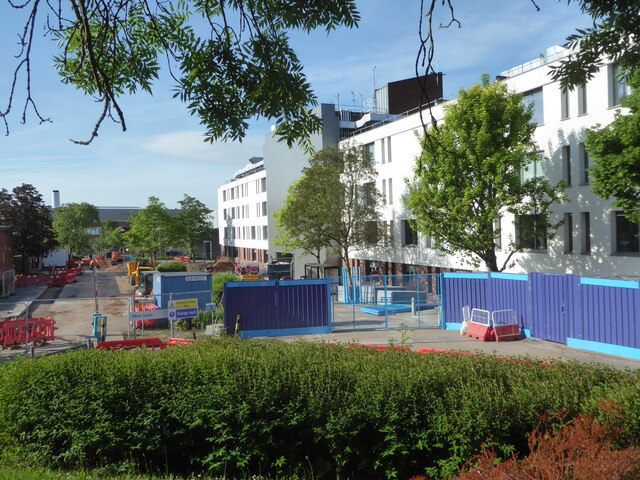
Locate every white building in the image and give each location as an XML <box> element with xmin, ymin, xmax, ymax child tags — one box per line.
<box><xmin>342</xmin><ymin>45</ymin><xmax>639</xmax><ymax>278</ymax></box>
<box><xmin>217</xmin><ymin>157</ymin><xmax>270</xmax><ymax>263</ymax></box>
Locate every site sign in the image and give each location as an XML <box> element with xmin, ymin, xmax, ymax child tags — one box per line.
<box><xmin>168</xmin><ymin>298</ymin><xmax>199</xmax><ymax>320</ymax></box>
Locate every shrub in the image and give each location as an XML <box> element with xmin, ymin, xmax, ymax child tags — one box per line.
<box><xmin>0</xmin><ymin>340</ymin><xmax>635</xmax><ymax>479</ymax></box>
<box><xmin>157</xmin><ymin>261</ymin><xmax>187</xmax><ymax>272</ymax></box>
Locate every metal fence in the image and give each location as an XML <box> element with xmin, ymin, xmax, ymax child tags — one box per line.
<box><xmin>442</xmin><ymin>272</ymin><xmax>640</xmax><ymax>358</ymax></box>
<box><xmin>331</xmin><ymin>273</ymin><xmax>442</xmax><ymax>331</ymax></box>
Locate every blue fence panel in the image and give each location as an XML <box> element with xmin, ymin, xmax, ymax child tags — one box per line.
<box><xmin>223</xmin><ymin>279</ymin><xmax>332</xmax><ymax>337</ymax></box>
<box><xmin>488</xmin><ymin>273</ymin><xmax>531</xmax><ymax>332</ymax></box>
<box><xmin>578</xmin><ymin>277</ymin><xmax>640</xmax><ymax>349</ymax></box>
<box><xmin>442</xmin><ymin>273</ymin><xmax>489</xmax><ymax>328</ymax></box>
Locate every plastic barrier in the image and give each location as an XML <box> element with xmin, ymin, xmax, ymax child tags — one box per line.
<box><xmin>165</xmin><ymin>338</ymin><xmax>196</xmax><ymax>346</ymax></box>
<box><xmin>491</xmin><ymin>309</ymin><xmax>522</xmax><ymax>342</ymax></box>
<box><xmin>15</xmin><ymin>274</ymin><xmax>46</xmax><ymax>286</ymax></box>
<box><xmin>65</xmin><ymin>270</ymin><xmax>77</xmax><ymax>283</ymax></box>
<box><xmin>465</xmin><ymin>308</ymin><xmax>495</xmax><ymax>341</ymax></box>
<box><xmin>0</xmin><ymin>317</ymin><xmax>56</xmax><ymax>348</ymax></box>
<box><xmin>96</xmin><ymin>338</ymin><xmax>165</xmax><ymax>351</ymax></box>
<box><xmin>173</xmin><ymin>256</ymin><xmax>190</xmax><ymax>263</ymax></box>
<box><xmin>47</xmin><ymin>273</ymin><xmax>67</xmax><ymax>287</ymax></box>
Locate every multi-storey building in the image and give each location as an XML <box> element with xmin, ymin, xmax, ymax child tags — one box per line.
<box><xmin>216</xmin><ymin>75</ymin><xmax>444</xmax><ymax>275</ymax></box>
<box><xmin>343</xmin><ymin>44</ymin><xmax>639</xmax><ymax>278</ymax></box>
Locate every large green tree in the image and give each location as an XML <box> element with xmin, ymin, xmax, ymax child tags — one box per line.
<box><xmin>175</xmin><ymin>195</ymin><xmax>212</xmax><ymax>259</ymax></box>
<box><xmin>276</xmin><ymin>145</ymin><xmax>384</xmax><ymax>268</ymax></box>
<box><xmin>585</xmin><ymin>72</ymin><xmax>640</xmax><ymax>223</ymax></box>
<box><xmin>94</xmin><ymin>219</ymin><xmax>124</xmax><ymax>253</ymax></box>
<box><xmin>406</xmin><ymin>75</ymin><xmax>566</xmax><ymax>272</ymax></box>
<box><xmin>53</xmin><ymin>202</ymin><xmax>100</xmax><ymax>256</ymax></box>
<box><xmin>0</xmin><ymin>184</ymin><xmax>57</xmax><ymax>268</ymax></box>
<box><xmin>3</xmin><ymin>0</ymin><xmax>359</xmax><ymax>149</ymax></box>
<box><xmin>125</xmin><ymin>197</ymin><xmax>176</xmax><ymax>260</ymax></box>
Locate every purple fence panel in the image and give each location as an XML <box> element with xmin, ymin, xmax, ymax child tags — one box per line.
<box><xmin>578</xmin><ymin>278</ymin><xmax>640</xmax><ymax>349</ymax></box>
<box><xmin>488</xmin><ymin>273</ymin><xmax>531</xmax><ymax>330</ymax></box>
<box><xmin>223</xmin><ymin>279</ymin><xmax>332</xmax><ymax>337</ymax></box>
<box><xmin>530</xmin><ymin>273</ymin><xmax>579</xmax><ymax>343</ymax></box>
<box><xmin>442</xmin><ymin>273</ymin><xmax>489</xmax><ymax>325</ymax></box>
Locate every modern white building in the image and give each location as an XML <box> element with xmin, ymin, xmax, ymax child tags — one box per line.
<box><xmin>343</xmin><ymin>44</ymin><xmax>639</xmax><ymax>278</ymax></box>
<box><xmin>216</xmin><ymin>44</ymin><xmax>638</xmax><ymax>279</ymax></box>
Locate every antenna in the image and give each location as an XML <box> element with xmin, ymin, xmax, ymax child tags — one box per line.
<box><xmin>373</xmin><ymin>66</ymin><xmax>377</xmax><ymax>93</ymax></box>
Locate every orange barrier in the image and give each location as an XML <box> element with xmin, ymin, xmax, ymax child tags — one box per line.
<box><xmin>0</xmin><ymin>317</ymin><xmax>56</xmax><ymax>348</ymax></box>
<box><xmin>15</xmin><ymin>274</ymin><xmax>46</xmax><ymax>286</ymax></box>
<box><xmin>96</xmin><ymin>338</ymin><xmax>165</xmax><ymax>351</ymax></box>
<box><xmin>165</xmin><ymin>338</ymin><xmax>196</xmax><ymax>346</ymax></box>
<box><xmin>173</xmin><ymin>256</ymin><xmax>190</xmax><ymax>263</ymax></box>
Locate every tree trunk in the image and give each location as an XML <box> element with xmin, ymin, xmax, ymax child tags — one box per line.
<box><xmin>484</xmin><ymin>249</ymin><xmax>499</xmax><ymax>272</ymax></box>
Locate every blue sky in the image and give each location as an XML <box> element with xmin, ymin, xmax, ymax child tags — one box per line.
<box><xmin>0</xmin><ymin>0</ymin><xmax>591</xmax><ymax>211</ymax></box>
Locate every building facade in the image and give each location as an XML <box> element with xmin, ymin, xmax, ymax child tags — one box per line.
<box><xmin>343</xmin><ymin>45</ymin><xmax>639</xmax><ymax>278</ymax></box>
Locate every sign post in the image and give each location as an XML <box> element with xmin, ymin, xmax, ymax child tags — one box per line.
<box><xmin>168</xmin><ymin>298</ymin><xmax>199</xmax><ymax>338</ymax></box>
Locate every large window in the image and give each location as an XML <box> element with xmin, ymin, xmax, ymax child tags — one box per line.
<box><xmin>364</xmin><ymin>221</ymin><xmax>379</xmax><ymax>245</ymax></box>
<box><xmin>560</xmin><ymin>87</ymin><xmax>569</xmax><ymax>120</ymax></box>
<box><xmin>523</xmin><ymin>88</ymin><xmax>544</xmax><ymax>125</ymax></box>
<box><xmin>402</xmin><ymin>220</ymin><xmax>418</xmax><ymax>246</ymax></box>
<box><xmin>610</xmin><ymin>63</ymin><xmax>631</xmax><ymax>107</ymax></box>
<box><xmin>562</xmin><ymin>145</ymin><xmax>572</xmax><ymax>186</ymax></box>
<box><xmin>360</xmin><ymin>182</ymin><xmax>376</xmax><ymax>206</ymax></box>
<box><xmin>516</xmin><ymin>214</ymin><xmax>548</xmax><ymax>251</ymax></box>
<box><xmin>579</xmin><ymin>143</ymin><xmax>589</xmax><ymax>185</ymax></box>
<box><xmin>577</xmin><ymin>83</ymin><xmax>587</xmax><ymax>115</ymax></box>
<box><xmin>614</xmin><ymin>212</ymin><xmax>640</xmax><ymax>253</ymax></box>
<box><xmin>363</xmin><ymin>143</ymin><xmax>375</xmax><ymax>164</ymax></box>
<box><xmin>563</xmin><ymin>213</ymin><xmax>573</xmax><ymax>254</ymax></box>
<box><xmin>521</xmin><ymin>152</ymin><xmax>546</xmax><ymax>183</ymax></box>
<box><xmin>580</xmin><ymin>212</ymin><xmax>591</xmax><ymax>254</ymax></box>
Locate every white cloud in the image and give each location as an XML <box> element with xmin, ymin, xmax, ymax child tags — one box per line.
<box><xmin>137</xmin><ymin>130</ymin><xmax>264</xmax><ymax>164</ymax></box>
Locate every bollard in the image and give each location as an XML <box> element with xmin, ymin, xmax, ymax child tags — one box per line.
<box><xmin>86</xmin><ymin>338</ymin><xmax>93</xmax><ymax>349</ymax></box>
<box><xmin>234</xmin><ymin>314</ymin><xmax>241</xmax><ymax>335</ymax></box>
<box><xmin>411</xmin><ymin>297</ymin><xmax>416</xmax><ymax>316</ymax></box>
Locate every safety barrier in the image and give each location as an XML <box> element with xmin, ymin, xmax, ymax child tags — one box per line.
<box><xmin>173</xmin><ymin>256</ymin><xmax>190</xmax><ymax>263</ymax></box>
<box><xmin>96</xmin><ymin>337</ymin><xmax>165</xmax><ymax>351</ymax></box>
<box><xmin>15</xmin><ymin>267</ymin><xmax>81</xmax><ymax>287</ymax></box>
<box><xmin>96</xmin><ymin>337</ymin><xmax>195</xmax><ymax>350</ymax></box>
<box><xmin>0</xmin><ymin>317</ymin><xmax>56</xmax><ymax>348</ymax></box>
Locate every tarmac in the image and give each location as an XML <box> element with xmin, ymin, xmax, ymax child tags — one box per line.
<box><xmin>0</xmin><ymin>270</ymin><xmax>639</xmax><ymax>371</ymax></box>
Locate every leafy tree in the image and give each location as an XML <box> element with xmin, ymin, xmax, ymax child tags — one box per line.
<box><xmin>586</xmin><ymin>72</ymin><xmax>640</xmax><ymax>223</ymax></box>
<box><xmin>53</xmin><ymin>202</ymin><xmax>100</xmax><ymax>256</ymax></box>
<box><xmin>276</xmin><ymin>145</ymin><xmax>384</xmax><ymax>268</ymax></box>
<box><xmin>0</xmin><ymin>184</ymin><xmax>57</xmax><ymax>269</ymax></box>
<box><xmin>3</xmin><ymin>0</ymin><xmax>359</xmax><ymax>150</ymax></box>
<box><xmin>175</xmin><ymin>195</ymin><xmax>212</xmax><ymax>259</ymax></box>
<box><xmin>94</xmin><ymin>219</ymin><xmax>124</xmax><ymax>253</ymax></box>
<box><xmin>406</xmin><ymin>74</ymin><xmax>566</xmax><ymax>272</ymax></box>
<box><xmin>125</xmin><ymin>197</ymin><xmax>176</xmax><ymax>261</ymax></box>
<box><xmin>551</xmin><ymin>1</ymin><xmax>640</xmax><ymax>88</ymax></box>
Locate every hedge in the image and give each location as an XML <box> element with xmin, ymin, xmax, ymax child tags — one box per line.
<box><xmin>0</xmin><ymin>338</ymin><xmax>637</xmax><ymax>479</ymax></box>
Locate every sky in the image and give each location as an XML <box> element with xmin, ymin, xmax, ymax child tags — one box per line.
<box><xmin>0</xmin><ymin>0</ymin><xmax>593</xmax><ymax>212</ymax></box>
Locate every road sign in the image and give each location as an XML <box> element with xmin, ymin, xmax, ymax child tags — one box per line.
<box><xmin>168</xmin><ymin>298</ymin><xmax>199</xmax><ymax>320</ymax></box>
<box><xmin>205</xmin><ymin>303</ymin><xmax>217</xmax><ymax>312</ymax></box>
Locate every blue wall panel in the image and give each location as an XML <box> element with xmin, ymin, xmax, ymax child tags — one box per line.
<box><xmin>488</xmin><ymin>274</ymin><xmax>531</xmax><ymax>329</ymax></box>
<box><xmin>223</xmin><ymin>279</ymin><xmax>331</xmax><ymax>336</ymax></box>
<box><xmin>442</xmin><ymin>273</ymin><xmax>489</xmax><ymax>325</ymax></box>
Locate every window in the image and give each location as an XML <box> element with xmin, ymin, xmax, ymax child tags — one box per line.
<box><xmin>580</xmin><ymin>212</ymin><xmax>591</xmax><ymax>254</ymax></box>
<box><xmin>563</xmin><ymin>213</ymin><xmax>573</xmax><ymax>253</ymax></box>
<box><xmin>494</xmin><ymin>217</ymin><xmax>502</xmax><ymax>250</ymax></box>
<box><xmin>386</xmin><ymin>137</ymin><xmax>392</xmax><ymax>163</ymax></box>
<box><xmin>516</xmin><ymin>214</ymin><xmax>548</xmax><ymax>250</ymax></box>
<box><xmin>261</xmin><ymin>201</ymin><xmax>267</xmax><ymax>216</ymax></box>
<box><xmin>251</xmin><ymin>226</ymin><xmax>256</xmax><ymax>240</ymax></box>
<box><xmin>614</xmin><ymin>212</ymin><xmax>639</xmax><ymax>253</ymax></box>
<box><xmin>523</xmin><ymin>88</ymin><xmax>544</xmax><ymax>125</ymax></box>
<box><xmin>230</xmin><ymin>188</ymin><xmax>235</xmax><ymax>200</ymax></box>
<box><xmin>222</xmin><ymin>190</ymin><xmax>227</xmax><ymax>202</ymax></box>
<box><xmin>382</xmin><ymin>179</ymin><xmax>387</xmax><ymax>205</ymax></box>
<box><xmin>560</xmin><ymin>87</ymin><xmax>569</xmax><ymax>120</ymax></box>
<box><xmin>381</xmin><ymin>138</ymin><xmax>386</xmax><ymax>164</ymax></box>
<box><xmin>521</xmin><ymin>152</ymin><xmax>546</xmax><ymax>182</ymax></box>
<box><xmin>578</xmin><ymin>143</ymin><xmax>589</xmax><ymax>185</ymax></box>
<box><xmin>402</xmin><ymin>220</ymin><xmax>418</xmax><ymax>246</ymax></box>
<box><xmin>388</xmin><ymin>178</ymin><xmax>393</xmax><ymax>205</ymax></box>
<box><xmin>610</xmin><ymin>64</ymin><xmax>631</xmax><ymax>107</ymax></box>
<box><xmin>577</xmin><ymin>83</ymin><xmax>587</xmax><ymax>115</ymax></box>
<box><xmin>363</xmin><ymin>142</ymin><xmax>375</xmax><ymax>164</ymax></box>
<box><xmin>260</xmin><ymin>177</ymin><xmax>267</xmax><ymax>192</ymax></box>
<box><xmin>562</xmin><ymin>145</ymin><xmax>571</xmax><ymax>186</ymax></box>
<box><xmin>263</xmin><ymin>226</ymin><xmax>268</xmax><ymax>240</ymax></box>
<box><xmin>360</xmin><ymin>182</ymin><xmax>376</xmax><ymax>206</ymax></box>
<box><xmin>364</xmin><ymin>221</ymin><xmax>379</xmax><ymax>245</ymax></box>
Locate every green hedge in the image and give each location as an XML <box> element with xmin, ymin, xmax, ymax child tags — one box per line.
<box><xmin>0</xmin><ymin>339</ymin><xmax>637</xmax><ymax>479</ymax></box>
<box><xmin>157</xmin><ymin>261</ymin><xmax>187</xmax><ymax>272</ymax></box>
